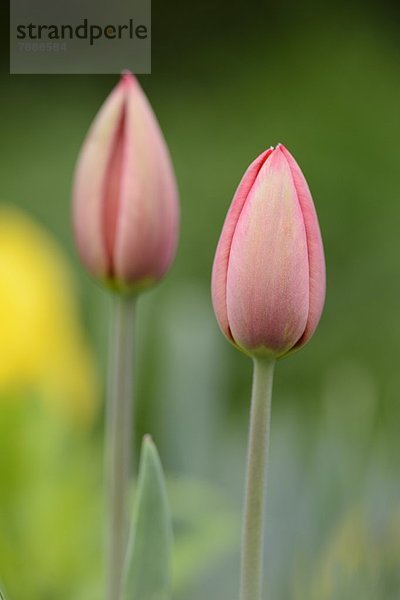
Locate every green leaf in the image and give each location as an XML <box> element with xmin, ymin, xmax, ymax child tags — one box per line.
<box><xmin>122</xmin><ymin>435</ymin><xmax>173</xmax><ymax>600</ymax></box>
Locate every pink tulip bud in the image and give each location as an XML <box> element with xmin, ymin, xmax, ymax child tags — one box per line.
<box><xmin>72</xmin><ymin>72</ymin><xmax>179</xmax><ymax>293</ymax></box>
<box><xmin>211</xmin><ymin>144</ymin><xmax>325</xmax><ymax>358</ymax></box>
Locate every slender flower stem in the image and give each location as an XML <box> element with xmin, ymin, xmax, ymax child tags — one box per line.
<box><xmin>106</xmin><ymin>294</ymin><xmax>136</xmax><ymax>600</ymax></box>
<box><xmin>240</xmin><ymin>357</ymin><xmax>275</xmax><ymax>600</ymax></box>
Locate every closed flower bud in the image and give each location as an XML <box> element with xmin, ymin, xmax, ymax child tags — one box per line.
<box><xmin>211</xmin><ymin>144</ymin><xmax>325</xmax><ymax>358</ymax></box>
<box><xmin>73</xmin><ymin>72</ymin><xmax>179</xmax><ymax>293</ymax></box>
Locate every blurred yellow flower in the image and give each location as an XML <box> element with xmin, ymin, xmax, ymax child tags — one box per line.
<box><xmin>0</xmin><ymin>204</ymin><xmax>99</xmax><ymax>425</ymax></box>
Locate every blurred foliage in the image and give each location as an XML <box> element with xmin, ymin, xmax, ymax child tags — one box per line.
<box><xmin>310</xmin><ymin>508</ymin><xmax>400</xmax><ymax>598</ymax></box>
<box><xmin>1</xmin><ymin>0</ymin><xmax>400</xmax><ymax>597</ymax></box>
<box><xmin>0</xmin><ymin>397</ymin><xmax>103</xmax><ymax>599</ymax></box>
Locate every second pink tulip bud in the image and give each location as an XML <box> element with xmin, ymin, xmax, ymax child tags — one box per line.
<box><xmin>73</xmin><ymin>73</ymin><xmax>179</xmax><ymax>294</ymax></box>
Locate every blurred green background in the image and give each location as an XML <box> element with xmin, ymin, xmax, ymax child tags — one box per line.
<box><xmin>1</xmin><ymin>0</ymin><xmax>400</xmax><ymax>597</ymax></box>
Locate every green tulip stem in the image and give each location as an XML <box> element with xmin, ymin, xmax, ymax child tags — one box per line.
<box><xmin>240</xmin><ymin>357</ymin><xmax>275</xmax><ymax>600</ymax></box>
<box><xmin>106</xmin><ymin>294</ymin><xmax>136</xmax><ymax>600</ymax></box>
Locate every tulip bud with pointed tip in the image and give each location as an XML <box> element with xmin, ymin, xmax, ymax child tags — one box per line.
<box><xmin>211</xmin><ymin>144</ymin><xmax>325</xmax><ymax>358</ymax></box>
<box><xmin>72</xmin><ymin>72</ymin><xmax>179</xmax><ymax>294</ymax></box>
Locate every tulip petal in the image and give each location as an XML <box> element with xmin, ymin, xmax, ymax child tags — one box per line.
<box><xmin>211</xmin><ymin>148</ymin><xmax>273</xmax><ymax>342</ymax></box>
<box><xmin>73</xmin><ymin>82</ymin><xmax>125</xmax><ymax>278</ymax></box>
<box><xmin>113</xmin><ymin>74</ymin><xmax>179</xmax><ymax>285</ymax></box>
<box><xmin>103</xmin><ymin>99</ymin><xmax>126</xmax><ymax>269</ymax></box>
<box><xmin>226</xmin><ymin>147</ymin><xmax>310</xmax><ymax>355</ymax></box>
<box><xmin>279</xmin><ymin>145</ymin><xmax>326</xmax><ymax>349</ymax></box>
